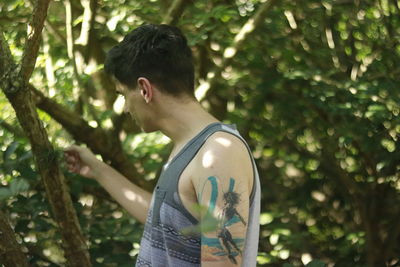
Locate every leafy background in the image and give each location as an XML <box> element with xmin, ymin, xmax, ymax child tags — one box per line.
<box><xmin>0</xmin><ymin>0</ymin><xmax>399</xmax><ymax>266</ymax></box>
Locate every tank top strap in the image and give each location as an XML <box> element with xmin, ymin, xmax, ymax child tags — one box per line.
<box><xmin>167</xmin><ymin>122</ymin><xmax>238</xmax><ymax>171</ymax></box>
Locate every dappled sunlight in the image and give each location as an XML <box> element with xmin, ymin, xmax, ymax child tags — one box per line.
<box><xmin>112</xmin><ymin>211</ymin><xmax>123</xmax><ymax>219</ymax></box>
<box><xmin>78</xmin><ymin>195</ymin><xmax>94</xmax><ymax>207</ymax></box>
<box><xmin>113</xmin><ymin>94</ymin><xmax>125</xmax><ymax>114</ymax></box>
<box><xmin>122</xmin><ymin>188</ymin><xmax>145</xmax><ymax>204</ymax></box>
<box><xmin>195</xmin><ymin>79</ymin><xmax>210</xmax><ymax>100</ymax></box>
<box><xmin>202</xmin><ymin>150</ymin><xmax>215</xmax><ymax>168</ymax></box>
<box><xmin>284</xmin><ymin>10</ymin><xmax>297</xmax><ymax>29</ymax></box>
<box><xmin>88</xmin><ymin>120</ymin><xmax>98</xmax><ymax>127</ymax></box>
<box><xmin>201</xmin><ymin>136</ymin><xmax>236</xmax><ymax>169</ymax></box>
<box><xmin>201</xmin><ymin>136</ymin><xmax>232</xmax><ymax>168</ymax></box>
<box><xmin>223</xmin><ymin>47</ymin><xmax>237</xmax><ymax>58</ymax></box>
<box><xmin>302</xmin><ymin>253</ymin><xmax>313</xmax><ymax>265</ymax></box>
<box><xmin>215</xmin><ymin>137</ymin><xmax>232</xmax><ymax>147</ymax></box>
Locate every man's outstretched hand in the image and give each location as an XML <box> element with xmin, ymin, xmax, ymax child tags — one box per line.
<box><xmin>64</xmin><ymin>144</ymin><xmax>152</xmax><ymax>224</ymax></box>
<box><xmin>64</xmin><ymin>145</ymin><xmax>104</xmax><ymax>179</ymax></box>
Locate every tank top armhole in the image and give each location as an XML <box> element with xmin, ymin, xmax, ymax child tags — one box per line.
<box><xmin>171</xmin><ymin>123</ymin><xmax>258</xmax><ymax>225</ymax></box>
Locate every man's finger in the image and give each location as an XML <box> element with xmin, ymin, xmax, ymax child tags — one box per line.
<box><xmin>63</xmin><ymin>144</ymin><xmax>80</xmax><ymax>153</ymax></box>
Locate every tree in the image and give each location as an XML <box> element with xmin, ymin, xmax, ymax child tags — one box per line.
<box><xmin>0</xmin><ymin>0</ymin><xmax>399</xmax><ymax>266</ymax></box>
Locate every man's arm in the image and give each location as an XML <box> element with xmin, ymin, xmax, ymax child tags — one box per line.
<box><xmin>192</xmin><ymin>133</ymin><xmax>253</xmax><ymax>266</ymax></box>
<box><xmin>95</xmin><ymin>163</ymin><xmax>152</xmax><ymax>224</ymax></box>
<box><xmin>64</xmin><ymin>145</ymin><xmax>152</xmax><ymax>224</ymax></box>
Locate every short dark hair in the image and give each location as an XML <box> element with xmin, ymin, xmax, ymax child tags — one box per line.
<box><xmin>105</xmin><ymin>24</ymin><xmax>195</xmax><ymax>97</ymax></box>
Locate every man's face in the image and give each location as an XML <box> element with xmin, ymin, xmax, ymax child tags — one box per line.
<box><xmin>116</xmin><ymin>82</ymin><xmax>155</xmax><ymax>132</ymax></box>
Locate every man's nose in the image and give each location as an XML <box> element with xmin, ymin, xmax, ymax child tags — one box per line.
<box><xmin>123</xmin><ymin>102</ymin><xmax>129</xmax><ymax>113</ymax></box>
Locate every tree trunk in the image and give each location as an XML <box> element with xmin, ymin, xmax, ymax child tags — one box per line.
<box><xmin>0</xmin><ymin>210</ymin><xmax>29</xmax><ymax>267</ymax></box>
<box><xmin>0</xmin><ymin>0</ymin><xmax>92</xmax><ymax>265</ymax></box>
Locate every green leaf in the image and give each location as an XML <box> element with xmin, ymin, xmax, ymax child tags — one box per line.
<box><xmin>4</xmin><ymin>141</ymin><xmax>19</xmax><ymax>162</ymax></box>
<box><xmin>0</xmin><ymin>188</ymin><xmax>12</xmax><ymax>201</ymax></box>
<box><xmin>9</xmin><ymin>178</ymin><xmax>29</xmax><ymax>195</ymax></box>
<box><xmin>18</xmin><ymin>151</ymin><xmax>32</xmax><ymax>162</ymax></box>
<box><xmin>306</xmin><ymin>260</ymin><xmax>327</xmax><ymax>267</ymax></box>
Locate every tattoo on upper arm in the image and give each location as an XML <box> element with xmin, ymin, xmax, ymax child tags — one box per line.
<box><xmin>198</xmin><ymin>176</ymin><xmax>247</xmax><ymax>264</ymax></box>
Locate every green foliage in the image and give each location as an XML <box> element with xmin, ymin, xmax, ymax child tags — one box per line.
<box><xmin>1</xmin><ymin>0</ymin><xmax>399</xmax><ymax>266</ymax></box>
<box><xmin>0</xmin><ymin>177</ymin><xmax>29</xmax><ymax>201</ymax></box>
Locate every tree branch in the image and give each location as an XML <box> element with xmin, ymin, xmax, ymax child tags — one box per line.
<box><xmin>65</xmin><ymin>0</ymin><xmax>83</xmax><ymax>88</ymax></box>
<box><xmin>196</xmin><ymin>0</ymin><xmax>278</xmax><ymax>101</ymax></box>
<box><xmin>42</xmin><ymin>31</ymin><xmax>56</xmax><ymax>94</ymax></box>
<box><xmin>0</xmin><ymin>32</ymin><xmax>13</xmax><ymax>78</ymax></box>
<box><xmin>0</xmin><ymin>119</ymin><xmax>25</xmax><ymax>138</ymax></box>
<box><xmin>162</xmin><ymin>0</ymin><xmax>191</xmax><ymax>25</ymax></box>
<box><xmin>45</xmin><ymin>19</ymin><xmax>67</xmax><ymax>44</ymax></box>
<box><xmin>19</xmin><ymin>0</ymin><xmax>51</xmax><ymax>82</ymax></box>
<box><xmin>2</xmin><ymin>75</ymin><xmax>93</xmax><ymax>267</ymax></box>
<box><xmin>76</xmin><ymin>0</ymin><xmax>98</xmax><ymax>47</ymax></box>
<box><xmin>31</xmin><ymin>85</ymin><xmax>153</xmax><ymax>191</ymax></box>
<box><xmin>0</xmin><ymin>210</ymin><xmax>29</xmax><ymax>267</ymax></box>
<box><xmin>65</xmin><ymin>0</ymin><xmax>100</xmax><ymax>123</ymax></box>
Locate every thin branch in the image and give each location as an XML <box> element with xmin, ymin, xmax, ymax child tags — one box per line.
<box><xmin>0</xmin><ymin>31</ymin><xmax>14</xmax><ymax>78</ymax></box>
<box><xmin>26</xmin><ymin>0</ymin><xmax>66</xmax><ymax>45</ymax></box>
<box><xmin>0</xmin><ymin>119</ymin><xmax>25</xmax><ymax>138</ymax></box>
<box><xmin>45</xmin><ymin>20</ymin><xmax>67</xmax><ymax>44</ymax></box>
<box><xmin>65</xmin><ymin>0</ymin><xmax>100</xmax><ymax>123</ymax></box>
<box><xmin>162</xmin><ymin>0</ymin><xmax>191</xmax><ymax>25</ymax></box>
<box><xmin>197</xmin><ymin>0</ymin><xmax>278</xmax><ymax>101</ymax></box>
<box><xmin>42</xmin><ymin>31</ymin><xmax>56</xmax><ymax>94</ymax></box>
<box><xmin>65</xmin><ymin>0</ymin><xmax>82</xmax><ymax>80</ymax></box>
<box><xmin>19</xmin><ymin>0</ymin><xmax>51</xmax><ymax>82</ymax></box>
<box><xmin>76</xmin><ymin>0</ymin><xmax>97</xmax><ymax>47</ymax></box>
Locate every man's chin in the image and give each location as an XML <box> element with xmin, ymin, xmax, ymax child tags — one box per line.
<box><xmin>137</xmin><ymin>122</ymin><xmax>157</xmax><ymax>133</ymax></box>
<box><xmin>141</xmin><ymin>126</ymin><xmax>158</xmax><ymax>133</ymax></box>
<box><xmin>132</xmin><ymin>117</ymin><xmax>158</xmax><ymax>133</ymax></box>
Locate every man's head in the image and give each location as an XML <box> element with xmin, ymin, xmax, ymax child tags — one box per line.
<box><xmin>105</xmin><ymin>24</ymin><xmax>195</xmax><ymax>98</ymax></box>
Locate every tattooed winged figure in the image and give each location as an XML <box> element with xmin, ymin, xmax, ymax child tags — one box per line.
<box><xmin>216</xmin><ymin>181</ymin><xmax>248</xmax><ymax>264</ymax></box>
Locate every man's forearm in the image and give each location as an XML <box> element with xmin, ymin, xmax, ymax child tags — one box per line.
<box><xmin>95</xmin><ymin>162</ymin><xmax>152</xmax><ymax>224</ymax></box>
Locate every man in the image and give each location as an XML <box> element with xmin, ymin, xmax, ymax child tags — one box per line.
<box><xmin>64</xmin><ymin>24</ymin><xmax>260</xmax><ymax>267</ymax></box>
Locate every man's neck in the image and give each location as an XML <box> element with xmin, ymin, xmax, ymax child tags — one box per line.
<box><xmin>156</xmin><ymin>99</ymin><xmax>219</xmax><ymax>146</ymax></box>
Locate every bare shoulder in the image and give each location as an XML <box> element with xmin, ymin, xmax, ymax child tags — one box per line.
<box><xmin>191</xmin><ymin>131</ymin><xmax>253</xmax><ymax>190</ymax></box>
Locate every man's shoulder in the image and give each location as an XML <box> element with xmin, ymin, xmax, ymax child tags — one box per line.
<box><xmin>190</xmin><ymin>130</ymin><xmax>253</xmax><ymax>182</ymax></box>
<box><xmin>201</xmin><ymin>131</ymin><xmax>250</xmax><ymax>157</ymax></box>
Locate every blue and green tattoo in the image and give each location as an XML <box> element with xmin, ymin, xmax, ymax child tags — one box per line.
<box><xmin>198</xmin><ymin>176</ymin><xmax>247</xmax><ymax>264</ymax></box>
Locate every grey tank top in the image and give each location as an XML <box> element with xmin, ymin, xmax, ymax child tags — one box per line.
<box><xmin>136</xmin><ymin>122</ymin><xmax>261</xmax><ymax>267</ymax></box>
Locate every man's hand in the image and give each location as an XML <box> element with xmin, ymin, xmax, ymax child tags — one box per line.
<box><xmin>64</xmin><ymin>144</ymin><xmax>152</xmax><ymax>224</ymax></box>
<box><xmin>64</xmin><ymin>145</ymin><xmax>104</xmax><ymax>179</ymax></box>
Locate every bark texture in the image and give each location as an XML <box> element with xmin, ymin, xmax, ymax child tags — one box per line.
<box><xmin>0</xmin><ymin>210</ymin><xmax>29</xmax><ymax>267</ymax></box>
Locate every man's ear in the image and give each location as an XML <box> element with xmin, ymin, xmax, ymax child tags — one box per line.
<box><xmin>137</xmin><ymin>77</ymin><xmax>153</xmax><ymax>103</ymax></box>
